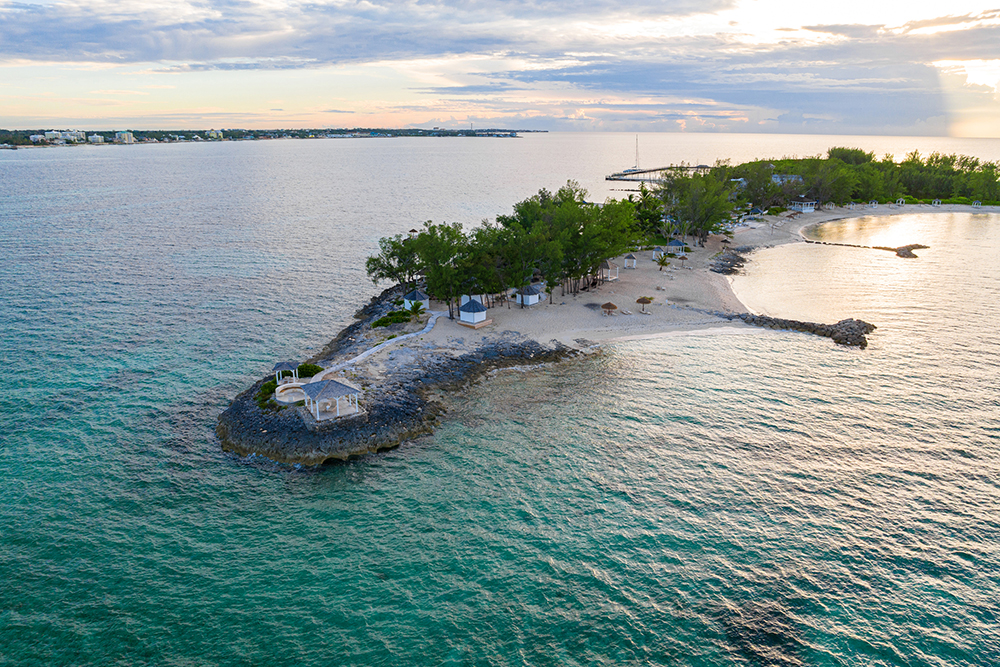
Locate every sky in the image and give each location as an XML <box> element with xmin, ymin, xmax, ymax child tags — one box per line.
<box><xmin>1</xmin><ymin>0</ymin><xmax>999</xmax><ymax>135</ymax></box>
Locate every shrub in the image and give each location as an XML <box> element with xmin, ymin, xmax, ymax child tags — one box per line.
<box><xmin>372</xmin><ymin>310</ymin><xmax>412</xmax><ymax>327</ymax></box>
<box><xmin>297</xmin><ymin>363</ymin><xmax>324</xmax><ymax>378</ymax></box>
<box><xmin>256</xmin><ymin>379</ymin><xmax>278</xmax><ymax>410</ymax></box>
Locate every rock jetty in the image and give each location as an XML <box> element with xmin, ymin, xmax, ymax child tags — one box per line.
<box><xmin>727</xmin><ymin>313</ymin><xmax>876</xmax><ymax>348</ymax></box>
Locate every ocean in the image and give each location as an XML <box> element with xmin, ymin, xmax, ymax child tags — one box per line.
<box><xmin>1</xmin><ymin>134</ymin><xmax>998</xmax><ymax>665</ymax></box>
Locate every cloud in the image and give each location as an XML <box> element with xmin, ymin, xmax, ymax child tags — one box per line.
<box><xmin>1</xmin><ymin>2</ymin><xmax>998</xmax><ymax>135</ymax></box>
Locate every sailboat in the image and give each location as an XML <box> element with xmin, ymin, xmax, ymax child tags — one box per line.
<box><xmin>621</xmin><ymin>135</ymin><xmax>641</xmax><ymax>173</ymax></box>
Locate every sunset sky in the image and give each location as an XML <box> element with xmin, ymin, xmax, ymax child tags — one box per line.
<box><xmin>2</xmin><ymin>0</ymin><xmax>999</xmax><ymax>135</ymax></box>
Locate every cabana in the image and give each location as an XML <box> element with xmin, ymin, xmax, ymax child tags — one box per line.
<box><xmin>652</xmin><ymin>246</ymin><xmax>664</xmax><ymax>260</ymax></box>
<box><xmin>623</xmin><ymin>253</ymin><xmax>637</xmax><ymax>269</ymax></box>
<box><xmin>932</xmin><ymin>199</ymin><xmax>941</xmax><ymax>207</ymax></box>
<box><xmin>599</xmin><ymin>260</ymin><xmax>619</xmax><ymax>282</ymax></box>
<box><xmin>973</xmin><ymin>201</ymin><xmax>982</xmax><ymax>208</ymax></box>
<box><xmin>460</xmin><ymin>294</ymin><xmax>486</xmax><ymax>307</ymax></box>
<box><xmin>896</xmin><ymin>198</ymin><xmax>905</xmax><ymax>206</ymax></box>
<box><xmin>790</xmin><ymin>196</ymin><xmax>817</xmax><ymax>213</ymax></box>
<box><xmin>272</xmin><ymin>361</ymin><xmax>298</xmax><ymax>384</ymax></box>
<box><xmin>515</xmin><ymin>283</ymin><xmax>544</xmax><ymax>306</ymax></box>
<box><xmin>868</xmin><ymin>200</ymin><xmax>879</xmax><ymax>209</ymax></box>
<box><xmin>402</xmin><ymin>289</ymin><xmax>430</xmax><ymax>311</ymax></box>
<box><xmin>666</xmin><ymin>239</ymin><xmax>685</xmax><ymax>250</ymax></box>
<box><xmin>458</xmin><ymin>298</ymin><xmax>491</xmax><ymax>328</ymax></box>
<box><xmin>302</xmin><ymin>379</ymin><xmax>360</xmax><ymax>420</ymax></box>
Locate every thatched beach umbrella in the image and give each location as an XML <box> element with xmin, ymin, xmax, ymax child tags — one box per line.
<box><xmin>601</xmin><ymin>302</ymin><xmax>617</xmax><ymax>316</ymax></box>
<box><xmin>636</xmin><ymin>297</ymin><xmax>652</xmax><ymax>313</ymax></box>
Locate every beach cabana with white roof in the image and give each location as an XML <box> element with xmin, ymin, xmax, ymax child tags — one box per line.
<box><xmin>515</xmin><ymin>283</ymin><xmax>544</xmax><ymax>306</ymax></box>
<box><xmin>302</xmin><ymin>379</ymin><xmax>360</xmax><ymax>419</ymax></box>
<box><xmin>458</xmin><ymin>298</ymin><xmax>491</xmax><ymax>328</ymax></box>
<box><xmin>403</xmin><ymin>289</ymin><xmax>430</xmax><ymax>311</ymax></box>
<box><xmin>272</xmin><ymin>361</ymin><xmax>298</xmax><ymax>384</ymax></box>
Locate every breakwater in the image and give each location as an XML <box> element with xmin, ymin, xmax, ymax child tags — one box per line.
<box><xmin>726</xmin><ymin>313</ymin><xmax>876</xmax><ymax>348</ymax></box>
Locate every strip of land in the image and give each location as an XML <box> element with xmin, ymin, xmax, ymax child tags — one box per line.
<box><xmin>217</xmin><ymin>202</ymin><xmax>994</xmax><ymax>465</ymax></box>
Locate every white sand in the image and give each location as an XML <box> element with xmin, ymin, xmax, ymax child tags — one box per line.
<box><xmin>336</xmin><ymin>202</ymin><xmax>998</xmax><ymax>377</ymax></box>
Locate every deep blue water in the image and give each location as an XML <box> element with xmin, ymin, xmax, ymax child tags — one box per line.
<box><xmin>1</xmin><ymin>135</ymin><xmax>999</xmax><ymax>665</ymax></box>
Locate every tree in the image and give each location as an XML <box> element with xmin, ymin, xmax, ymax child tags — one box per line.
<box><xmin>364</xmin><ymin>233</ymin><xmax>418</xmax><ymax>288</ymax></box>
<box><xmin>663</xmin><ymin>172</ymin><xmax>734</xmax><ymax>245</ymax></box>
<box><xmin>410</xmin><ymin>221</ymin><xmax>466</xmax><ymax>319</ymax></box>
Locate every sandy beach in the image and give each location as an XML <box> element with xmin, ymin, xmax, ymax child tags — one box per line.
<box><xmin>323</xmin><ymin>202</ymin><xmax>998</xmax><ymax>379</ymax></box>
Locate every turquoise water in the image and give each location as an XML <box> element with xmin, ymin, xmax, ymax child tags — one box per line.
<box><xmin>2</xmin><ymin>137</ymin><xmax>999</xmax><ymax>665</ymax></box>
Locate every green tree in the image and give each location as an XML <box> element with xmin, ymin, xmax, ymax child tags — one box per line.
<box><xmin>411</xmin><ymin>221</ymin><xmax>467</xmax><ymax>319</ymax></box>
<box><xmin>364</xmin><ymin>233</ymin><xmax>418</xmax><ymax>288</ymax></box>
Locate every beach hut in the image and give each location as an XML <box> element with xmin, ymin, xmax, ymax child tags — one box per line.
<box><xmin>599</xmin><ymin>260</ymin><xmax>619</xmax><ymax>282</ymax></box>
<box><xmin>666</xmin><ymin>239</ymin><xmax>685</xmax><ymax>251</ymax></box>
<box><xmin>932</xmin><ymin>199</ymin><xmax>941</xmax><ymax>207</ymax></box>
<box><xmin>624</xmin><ymin>253</ymin><xmax>637</xmax><ymax>269</ymax></box>
<box><xmin>652</xmin><ymin>246</ymin><xmax>664</xmax><ymax>260</ymax></box>
<box><xmin>302</xmin><ymin>379</ymin><xmax>360</xmax><ymax>419</ymax></box>
<box><xmin>896</xmin><ymin>198</ymin><xmax>905</xmax><ymax>206</ymax></box>
<box><xmin>868</xmin><ymin>200</ymin><xmax>879</xmax><ymax>209</ymax></box>
<box><xmin>790</xmin><ymin>196</ymin><xmax>817</xmax><ymax>213</ymax></box>
<box><xmin>272</xmin><ymin>361</ymin><xmax>298</xmax><ymax>384</ymax></box>
<box><xmin>402</xmin><ymin>289</ymin><xmax>430</xmax><ymax>311</ymax></box>
<box><xmin>515</xmin><ymin>283</ymin><xmax>544</xmax><ymax>306</ymax></box>
<box><xmin>458</xmin><ymin>298</ymin><xmax>490</xmax><ymax>328</ymax></box>
<box><xmin>973</xmin><ymin>201</ymin><xmax>982</xmax><ymax>208</ymax></box>
<box><xmin>460</xmin><ymin>294</ymin><xmax>486</xmax><ymax>307</ymax></box>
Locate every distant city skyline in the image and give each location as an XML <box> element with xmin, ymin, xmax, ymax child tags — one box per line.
<box><xmin>2</xmin><ymin>1</ymin><xmax>999</xmax><ymax>136</ymax></box>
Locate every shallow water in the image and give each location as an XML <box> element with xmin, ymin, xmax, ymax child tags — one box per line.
<box><xmin>1</xmin><ymin>137</ymin><xmax>999</xmax><ymax>665</ymax></box>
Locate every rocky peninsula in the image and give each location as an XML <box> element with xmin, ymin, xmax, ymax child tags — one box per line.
<box><xmin>216</xmin><ymin>205</ymin><xmax>905</xmax><ymax>465</ymax></box>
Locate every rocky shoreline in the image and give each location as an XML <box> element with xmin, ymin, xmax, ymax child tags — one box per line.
<box><xmin>216</xmin><ymin>287</ymin><xmax>583</xmax><ymax>465</ymax></box>
<box><xmin>217</xmin><ymin>277</ymin><xmax>877</xmax><ymax>465</ymax></box>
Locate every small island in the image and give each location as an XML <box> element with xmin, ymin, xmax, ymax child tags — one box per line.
<box><xmin>218</xmin><ymin>148</ymin><xmax>1000</xmax><ymax>465</ymax></box>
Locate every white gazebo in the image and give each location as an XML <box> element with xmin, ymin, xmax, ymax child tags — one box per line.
<box><xmin>515</xmin><ymin>283</ymin><xmax>544</xmax><ymax>306</ymax></box>
<box><xmin>403</xmin><ymin>289</ymin><xmax>430</xmax><ymax>311</ymax></box>
<box><xmin>458</xmin><ymin>298</ymin><xmax>491</xmax><ymax>328</ymax></box>
<box><xmin>302</xmin><ymin>379</ymin><xmax>361</xmax><ymax>420</ymax></box>
<box><xmin>790</xmin><ymin>196</ymin><xmax>817</xmax><ymax>213</ymax></box>
<box><xmin>652</xmin><ymin>246</ymin><xmax>665</xmax><ymax>260</ymax></box>
<box><xmin>272</xmin><ymin>361</ymin><xmax>298</xmax><ymax>384</ymax></box>
<box><xmin>599</xmin><ymin>260</ymin><xmax>619</xmax><ymax>281</ymax></box>
<box><xmin>666</xmin><ymin>239</ymin><xmax>685</xmax><ymax>251</ymax></box>
<box><xmin>623</xmin><ymin>253</ymin><xmax>637</xmax><ymax>269</ymax></box>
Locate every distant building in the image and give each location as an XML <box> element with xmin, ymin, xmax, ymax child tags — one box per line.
<box><xmin>88</xmin><ymin>134</ymin><xmax>104</xmax><ymax>144</ymax></box>
<box><xmin>772</xmin><ymin>174</ymin><xmax>803</xmax><ymax>185</ymax></box>
<box><xmin>206</xmin><ymin>129</ymin><xmax>224</xmax><ymax>140</ymax></box>
<box><xmin>114</xmin><ymin>131</ymin><xmax>135</xmax><ymax>144</ymax></box>
<box><xmin>44</xmin><ymin>131</ymin><xmax>61</xmax><ymax>140</ymax></box>
<box><xmin>61</xmin><ymin>130</ymin><xmax>86</xmax><ymax>143</ymax></box>
<box><xmin>29</xmin><ymin>135</ymin><xmax>45</xmax><ymax>143</ymax></box>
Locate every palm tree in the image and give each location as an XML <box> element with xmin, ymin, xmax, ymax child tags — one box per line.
<box><xmin>656</xmin><ymin>255</ymin><xmax>671</xmax><ymax>271</ymax></box>
<box><xmin>408</xmin><ymin>302</ymin><xmax>426</xmax><ymax>321</ymax></box>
